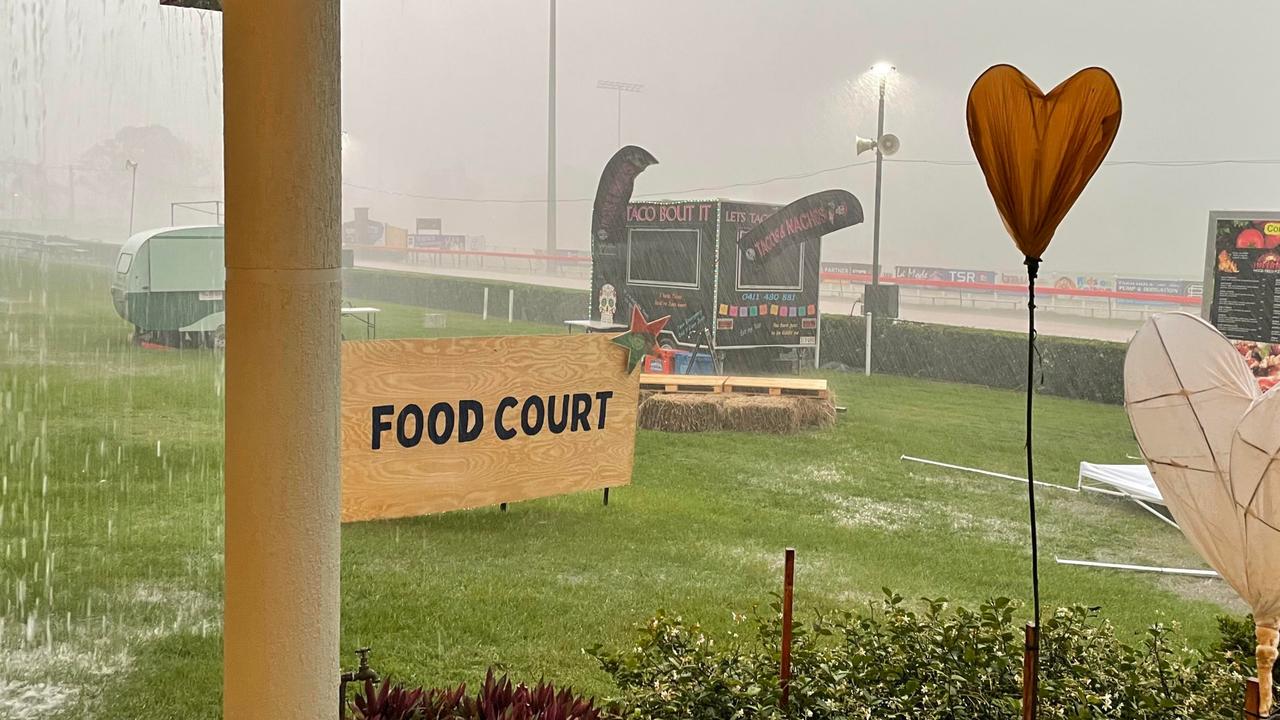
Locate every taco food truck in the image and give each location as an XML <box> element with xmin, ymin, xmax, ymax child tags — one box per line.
<box><xmin>111</xmin><ymin>225</ymin><xmax>226</xmax><ymax>347</ymax></box>
<box><xmin>591</xmin><ymin>199</ymin><xmax>824</xmax><ymax>367</ymax></box>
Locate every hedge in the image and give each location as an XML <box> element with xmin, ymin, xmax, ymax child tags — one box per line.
<box><xmin>343</xmin><ymin>268</ymin><xmax>1129</xmax><ymax>404</ymax></box>
<box><xmin>819</xmin><ymin>314</ymin><xmax>1126</xmax><ymax>404</ymax></box>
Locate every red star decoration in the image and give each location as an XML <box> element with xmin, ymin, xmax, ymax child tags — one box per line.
<box><xmin>629</xmin><ymin>305</ymin><xmax>670</xmax><ymax>339</ymax></box>
<box><xmin>611</xmin><ymin>306</ymin><xmax>673</xmax><ymax>373</ymax></box>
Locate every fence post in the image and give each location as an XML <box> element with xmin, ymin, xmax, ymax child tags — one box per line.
<box><xmin>508</xmin><ymin>288</ymin><xmax>514</xmax><ymax>323</ymax></box>
<box><xmin>1245</xmin><ymin>677</ymin><xmax>1260</xmax><ymax>720</ymax></box>
<box><xmin>780</xmin><ymin>548</ymin><xmax>795</xmax><ymax>711</ymax></box>
<box><xmin>482</xmin><ymin>287</ymin><xmax>489</xmax><ymax>321</ymax></box>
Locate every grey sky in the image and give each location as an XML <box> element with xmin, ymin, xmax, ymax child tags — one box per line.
<box><xmin>6</xmin><ymin>0</ymin><xmax>1280</xmax><ymax>277</ymax></box>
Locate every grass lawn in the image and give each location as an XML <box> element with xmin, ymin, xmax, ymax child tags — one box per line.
<box><xmin>0</xmin><ymin>256</ymin><xmax>1239</xmax><ymax>719</ymax></box>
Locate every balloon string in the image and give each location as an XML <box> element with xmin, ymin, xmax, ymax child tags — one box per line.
<box><xmin>1025</xmin><ymin>256</ymin><xmax>1042</xmax><ymax>633</ymax></box>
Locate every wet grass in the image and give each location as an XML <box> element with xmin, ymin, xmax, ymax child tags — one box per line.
<box><xmin>0</xmin><ymin>256</ymin><xmax>1241</xmax><ymax>719</ymax></box>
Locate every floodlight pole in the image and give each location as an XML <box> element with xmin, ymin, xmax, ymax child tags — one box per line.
<box><xmin>597</xmin><ymin>80</ymin><xmax>645</xmax><ymax>149</ymax></box>
<box><xmin>871</xmin><ymin>76</ymin><xmax>885</xmax><ymax>291</ymax></box>
<box><xmin>126</xmin><ymin>159</ymin><xmax>139</xmax><ymax>235</ymax></box>
<box><xmin>865</xmin><ymin>68</ymin><xmax>890</xmax><ymax>377</ymax></box>
<box><xmin>546</xmin><ymin>0</ymin><xmax>557</xmax><ymax>259</ymax></box>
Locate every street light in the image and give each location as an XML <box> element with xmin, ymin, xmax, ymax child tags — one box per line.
<box><xmin>856</xmin><ymin>62</ymin><xmax>898</xmax><ymax>376</ymax></box>
<box><xmin>125</xmin><ymin>159</ymin><xmax>139</xmax><ymax>235</ymax></box>
<box><xmin>596</xmin><ymin>79</ymin><xmax>644</xmax><ymax>148</ymax></box>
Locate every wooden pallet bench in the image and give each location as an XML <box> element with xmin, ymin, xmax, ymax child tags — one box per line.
<box><xmin>639</xmin><ymin>374</ymin><xmax>829</xmax><ymax>399</ymax></box>
<box><xmin>639</xmin><ymin>374</ymin><xmax>726</xmax><ymax>394</ymax></box>
<box><xmin>723</xmin><ymin>376</ymin><xmax>829</xmax><ymax>399</ymax></box>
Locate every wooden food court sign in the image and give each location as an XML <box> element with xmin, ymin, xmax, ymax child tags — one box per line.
<box><xmin>341</xmin><ymin>333</ymin><xmax>641</xmax><ymax>522</ymax></box>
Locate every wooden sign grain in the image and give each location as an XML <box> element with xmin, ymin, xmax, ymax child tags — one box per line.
<box><xmin>341</xmin><ymin>333</ymin><xmax>639</xmax><ymax>522</ymax></box>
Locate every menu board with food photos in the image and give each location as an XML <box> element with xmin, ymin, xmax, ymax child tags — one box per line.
<box><xmin>1204</xmin><ymin>212</ymin><xmax>1280</xmax><ymax>391</ymax></box>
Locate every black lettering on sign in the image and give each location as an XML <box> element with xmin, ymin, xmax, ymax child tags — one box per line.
<box><xmin>427</xmin><ymin>401</ymin><xmax>455</xmax><ymax>445</ymax></box>
<box><xmin>595</xmin><ymin>391</ymin><xmax>613</xmax><ymax>429</ymax></box>
<box><xmin>397</xmin><ymin>404</ymin><xmax>424</xmax><ymax>448</ymax></box>
<box><xmin>368</xmin><ymin>390</ymin><xmax>617</xmax><ymax>449</ymax></box>
<box><xmin>521</xmin><ymin>395</ymin><xmax>545</xmax><ymax>435</ymax></box>
<box><xmin>495</xmin><ymin>396</ymin><xmax>518</xmax><ymax>440</ymax></box>
<box><xmin>459</xmin><ymin>400</ymin><xmax>484</xmax><ymax>442</ymax></box>
<box><xmin>546</xmin><ymin>394</ymin><xmax>570</xmax><ymax>434</ymax></box>
<box><xmin>371</xmin><ymin>405</ymin><xmax>394</xmax><ymax>450</ymax></box>
<box><xmin>570</xmin><ymin>393</ymin><xmax>592</xmax><ymax>432</ymax></box>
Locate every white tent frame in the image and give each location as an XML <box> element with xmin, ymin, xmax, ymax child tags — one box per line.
<box><xmin>1076</xmin><ymin>462</ymin><xmax>1179</xmax><ymax>530</ymax></box>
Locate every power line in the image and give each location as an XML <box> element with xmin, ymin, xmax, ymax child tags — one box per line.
<box><xmin>342</xmin><ymin>156</ymin><xmax>1280</xmax><ymax>205</ymax></box>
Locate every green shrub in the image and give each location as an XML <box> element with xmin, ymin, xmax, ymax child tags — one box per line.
<box><xmin>1212</xmin><ymin>614</ymin><xmax>1280</xmax><ymax>687</ymax></box>
<box><xmin>591</xmin><ymin>591</ymin><xmax>1249</xmax><ymax>719</ymax></box>
<box><xmin>820</xmin><ymin>316</ymin><xmax>1126</xmax><ymax>404</ymax></box>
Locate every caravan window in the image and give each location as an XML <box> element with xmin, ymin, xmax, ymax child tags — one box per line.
<box><xmin>116</xmin><ymin>253</ymin><xmax>133</xmax><ymax>274</ymax></box>
<box><xmin>736</xmin><ymin>234</ymin><xmax>803</xmax><ymax>291</ymax></box>
<box><xmin>627</xmin><ymin>229</ymin><xmax>700</xmax><ymax>288</ymax></box>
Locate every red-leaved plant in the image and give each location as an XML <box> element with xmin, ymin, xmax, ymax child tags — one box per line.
<box><xmin>351</xmin><ymin>669</ymin><xmax>603</xmax><ymax>720</ymax></box>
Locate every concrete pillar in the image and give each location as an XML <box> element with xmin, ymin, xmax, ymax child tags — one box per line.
<box><xmin>222</xmin><ymin>2</ymin><xmax>341</xmax><ymax>719</ymax></box>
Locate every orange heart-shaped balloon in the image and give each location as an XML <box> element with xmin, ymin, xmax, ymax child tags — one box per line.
<box><xmin>966</xmin><ymin>65</ymin><xmax>1121</xmax><ymax>260</ymax></box>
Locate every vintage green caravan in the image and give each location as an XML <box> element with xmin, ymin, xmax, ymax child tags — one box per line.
<box><xmin>111</xmin><ymin>225</ymin><xmax>225</xmax><ymax>347</ymax></box>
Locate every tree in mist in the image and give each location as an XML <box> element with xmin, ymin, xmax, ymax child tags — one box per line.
<box><xmin>77</xmin><ymin>125</ymin><xmax>215</xmax><ymax>231</ymax></box>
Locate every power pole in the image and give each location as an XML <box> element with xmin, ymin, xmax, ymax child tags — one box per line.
<box><xmin>546</xmin><ymin>0</ymin><xmax>557</xmax><ymax>257</ymax></box>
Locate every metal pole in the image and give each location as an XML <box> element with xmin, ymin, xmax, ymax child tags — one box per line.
<box><xmin>483</xmin><ymin>287</ymin><xmax>489</xmax><ymax>321</ymax></box>
<box><xmin>865</xmin><ymin>77</ymin><xmax>886</xmax><ymax>377</ymax></box>
<box><xmin>128</xmin><ymin>164</ymin><xmax>138</xmax><ymax>235</ymax></box>
<box><xmin>871</xmin><ymin>77</ymin><xmax>885</xmax><ymax>289</ymax></box>
<box><xmin>780</xmin><ymin>547</ymin><xmax>796</xmax><ymax>710</ymax></box>
<box><xmin>546</xmin><ymin>0</ymin><xmax>557</xmax><ymax>257</ymax></box>
<box><xmin>864</xmin><ymin>312</ymin><xmax>872</xmax><ymax>376</ymax></box>
<box><xmin>508</xmin><ymin>288</ymin><xmax>514</xmax><ymax>323</ymax></box>
<box><xmin>814</xmin><ymin>310</ymin><xmax>822</xmax><ymax>369</ymax></box>
<box><xmin>67</xmin><ymin>166</ymin><xmax>74</xmax><ymax>222</ymax></box>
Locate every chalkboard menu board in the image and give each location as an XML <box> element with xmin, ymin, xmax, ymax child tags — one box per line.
<box><xmin>1203</xmin><ymin>212</ymin><xmax>1280</xmax><ymax>391</ymax></box>
<box><xmin>1205</xmin><ymin>214</ymin><xmax>1280</xmax><ymax>342</ymax></box>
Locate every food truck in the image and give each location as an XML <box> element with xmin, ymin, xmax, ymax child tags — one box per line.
<box><xmin>591</xmin><ymin>199</ymin><xmax>824</xmax><ymax>366</ymax></box>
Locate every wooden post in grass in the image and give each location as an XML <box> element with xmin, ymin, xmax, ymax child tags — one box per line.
<box><xmin>780</xmin><ymin>547</ymin><xmax>795</xmax><ymax>710</ymax></box>
<box><xmin>1022</xmin><ymin>622</ymin><xmax>1039</xmax><ymax>720</ymax></box>
<box><xmin>1246</xmin><ymin>677</ymin><xmax>1261</xmax><ymax>719</ymax></box>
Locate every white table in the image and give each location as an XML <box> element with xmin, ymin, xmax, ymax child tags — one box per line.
<box><xmin>564</xmin><ymin>319</ymin><xmax>627</xmax><ymax>334</ymax></box>
<box><xmin>341</xmin><ymin>306</ymin><xmax>382</xmax><ymax>339</ymax></box>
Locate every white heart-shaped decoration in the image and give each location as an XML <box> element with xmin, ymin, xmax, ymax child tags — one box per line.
<box><xmin>1124</xmin><ymin>312</ymin><xmax>1280</xmax><ymax>711</ymax></box>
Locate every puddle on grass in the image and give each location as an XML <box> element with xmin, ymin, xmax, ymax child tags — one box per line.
<box><xmin>0</xmin><ymin>680</ymin><xmax>77</xmax><ymax>720</ymax></box>
<box><xmin>825</xmin><ymin>495</ymin><xmax>922</xmax><ymax>532</ymax></box>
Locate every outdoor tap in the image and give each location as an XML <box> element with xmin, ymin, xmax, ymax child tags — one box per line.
<box><xmin>339</xmin><ymin>647</ymin><xmax>379</xmax><ymax>720</ymax></box>
<box><xmin>353</xmin><ymin>647</ymin><xmax>379</xmax><ymax>682</ymax></box>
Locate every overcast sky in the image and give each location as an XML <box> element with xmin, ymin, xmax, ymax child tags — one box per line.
<box><xmin>5</xmin><ymin>0</ymin><xmax>1280</xmax><ymax>277</ymax></box>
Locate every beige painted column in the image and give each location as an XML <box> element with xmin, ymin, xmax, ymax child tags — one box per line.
<box><xmin>222</xmin><ymin>2</ymin><xmax>341</xmax><ymax>718</ymax></box>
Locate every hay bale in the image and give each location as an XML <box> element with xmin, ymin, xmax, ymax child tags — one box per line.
<box><xmin>638</xmin><ymin>393</ymin><xmax>725</xmax><ymax>432</ymax></box>
<box><xmin>721</xmin><ymin>396</ymin><xmax>800</xmax><ymax>434</ymax></box>
<box><xmin>792</xmin><ymin>395</ymin><xmax>836</xmax><ymax>429</ymax></box>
